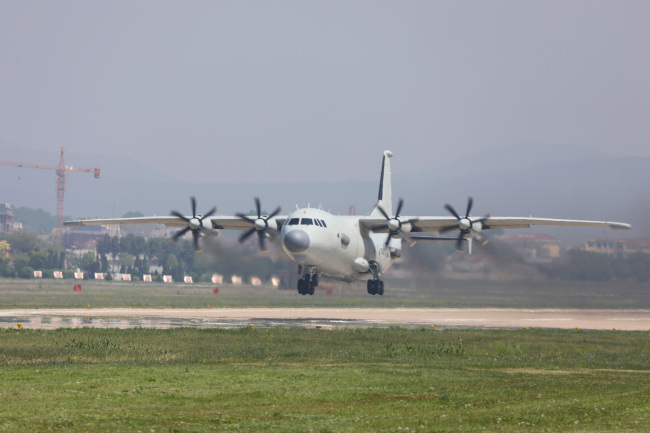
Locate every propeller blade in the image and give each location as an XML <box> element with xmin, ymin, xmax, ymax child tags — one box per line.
<box><xmin>465</xmin><ymin>196</ymin><xmax>473</xmax><ymax>218</ymax></box>
<box><xmin>456</xmin><ymin>231</ymin><xmax>465</xmax><ymax>252</ymax></box>
<box><xmin>255</xmin><ymin>197</ymin><xmax>262</xmax><ymax>219</ymax></box>
<box><xmin>236</xmin><ymin>213</ymin><xmax>256</xmax><ymax>224</ymax></box>
<box><xmin>395</xmin><ymin>198</ymin><xmax>404</xmax><ymax>218</ymax></box>
<box><xmin>397</xmin><ymin>230</ymin><xmax>410</xmax><ymax>242</ymax></box>
<box><xmin>170</xmin><ymin>211</ymin><xmax>190</xmax><ymax>222</ymax></box>
<box><xmin>384</xmin><ymin>232</ymin><xmax>392</xmax><ymax>247</ymax></box>
<box><xmin>376</xmin><ymin>204</ymin><xmax>390</xmax><ymax>221</ymax></box>
<box><xmin>444</xmin><ymin>204</ymin><xmax>461</xmax><ymax>220</ymax></box>
<box><xmin>238</xmin><ymin>227</ymin><xmax>256</xmax><ymax>243</ymax></box>
<box><xmin>439</xmin><ymin>224</ymin><xmax>459</xmax><ymax>234</ymax></box>
<box><xmin>472</xmin><ymin>214</ymin><xmax>490</xmax><ymax>224</ymax></box>
<box><xmin>172</xmin><ymin>226</ymin><xmax>191</xmax><ymax>242</ymax></box>
<box><xmin>267</xmin><ymin>206</ymin><xmax>282</xmax><ymax>220</ymax></box>
<box><xmin>192</xmin><ymin>230</ymin><xmax>200</xmax><ymax>252</ymax></box>
<box><xmin>202</xmin><ymin>206</ymin><xmax>217</xmax><ymax>219</ymax></box>
<box><xmin>190</xmin><ymin>196</ymin><xmax>197</xmax><ymax>218</ymax></box>
<box><xmin>257</xmin><ymin>231</ymin><xmax>267</xmax><ymax>252</ymax></box>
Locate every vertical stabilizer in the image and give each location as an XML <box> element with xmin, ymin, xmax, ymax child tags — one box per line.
<box><xmin>372</xmin><ymin>150</ymin><xmax>393</xmax><ymax>216</ymax></box>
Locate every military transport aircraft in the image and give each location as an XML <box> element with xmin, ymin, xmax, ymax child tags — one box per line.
<box><xmin>65</xmin><ymin>151</ymin><xmax>630</xmax><ymax>296</ymax></box>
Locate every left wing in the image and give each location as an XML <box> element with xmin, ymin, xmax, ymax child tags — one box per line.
<box><xmin>359</xmin><ymin>215</ymin><xmax>631</xmax><ymax>233</ymax></box>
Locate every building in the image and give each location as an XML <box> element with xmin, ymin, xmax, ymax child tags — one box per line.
<box><xmin>497</xmin><ymin>233</ymin><xmax>561</xmax><ymax>263</ymax></box>
<box><xmin>584</xmin><ymin>238</ymin><xmax>650</xmax><ymax>258</ymax></box>
<box><xmin>63</xmin><ymin>224</ymin><xmax>120</xmax><ymax>249</ymax></box>
<box><xmin>0</xmin><ymin>203</ymin><xmax>23</xmax><ymax>234</ymax></box>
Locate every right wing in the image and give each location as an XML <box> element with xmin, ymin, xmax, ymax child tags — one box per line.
<box><xmin>64</xmin><ymin>215</ymin><xmax>287</xmax><ymax>230</ymax></box>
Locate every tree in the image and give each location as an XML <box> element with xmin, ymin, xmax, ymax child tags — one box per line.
<box><xmin>120</xmin><ymin>252</ymin><xmax>135</xmax><ymax>270</ymax></box>
<box><xmin>8</xmin><ymin>231</ymin><xmax>42</xmax><ymax>255</ymax></box>
<box><xmin>0</xmin><ymin>240</ymin><xmax>11</xmax><ymax>263</ymax></box>
<box><xmin>13</xmin><ymin>207</ymin><xmax>58</xmax><ymax>234</ymax></box>
<box><xmin>81</xmin><ymin>251</ymin><xmax>99</xmax><ymax>276</ymax></box>
<box><xmin>100</xmin><ymin>253</ymin><xmax>110</xmax><ymax>273</ymax></box>
<box><xmin>28</xmin><ymin>250</ymin><xmax>49</xmax><ymax>270</ymax></box>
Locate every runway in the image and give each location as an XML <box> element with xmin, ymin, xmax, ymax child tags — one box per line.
<box><xmin>1</xmin><ymin>308</ymin><xmax>649</xmax><ymax>330</ymax></box>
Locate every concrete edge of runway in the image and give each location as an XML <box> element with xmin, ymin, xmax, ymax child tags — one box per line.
<box><xmin>1</xmin><ymin>308</ymin><xmax>649</xmax><ymax>331</ymax></box>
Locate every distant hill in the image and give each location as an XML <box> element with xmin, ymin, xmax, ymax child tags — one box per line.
<box><xmin>1</xmin><ymin>144</ymin><xmax>645</xmax><ymax>246</ymax></box>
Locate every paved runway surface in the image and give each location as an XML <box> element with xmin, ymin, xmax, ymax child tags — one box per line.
<box><xmin>1</xmin><ymin>308</ymin><xmax>649</xmax><ymax>330</ymax></box>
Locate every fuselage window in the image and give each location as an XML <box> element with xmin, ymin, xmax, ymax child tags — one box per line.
<box><xmin>288</xmin><ymin>218</ymin><xmax>300</xmax><ymax>226</ymax></box>
<box><xmin>301</xmin><ymin>218</ymin><xmax>314</xmax><ymax>226</ymax></box>
<box><xmin>320</xmin><ymin>220</ymin><xmax>327</xmax><ymax>228</ymax></box>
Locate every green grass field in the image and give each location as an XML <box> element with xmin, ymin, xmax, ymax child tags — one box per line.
<box><xmin>1</xmin><ymin>277</ymin><xmax>648</xmax><ymax>309</ymax></box>
<box><xmin>1</xmin><ymin>327</ymin><xmax>649</xmax><ymax>432</ymax></box>
<box><xmin>1</xmin><ymin>278</ymin><xmax>648</xmax><ymax>431</ymax></box>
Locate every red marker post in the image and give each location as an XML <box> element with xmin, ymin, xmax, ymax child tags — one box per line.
<box><xmin>213</xmin><ymin>288</ymin><xmax>219</xmax><ymax>295</ymax></box>
<box><xmin>74</xmin><ymin>284</ymin><xmax>82</xmax><ymax>291</ymax></box>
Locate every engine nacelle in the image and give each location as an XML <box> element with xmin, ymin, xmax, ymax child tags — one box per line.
<box><xmin>471</xmin><ymin>220</ymin><xmax>483</xmax><ymax>234</ymax></box>
<box><xmin>399</xmin><ymin>220</ymin><xmax>412</xmax><ymax>235</ymax></box>
<box><xmin>264</xmin><ymin>218</ymin><xmax>278</xmax><ymax>231</ymax></box>
<box><xmin>353</xmin><ymin>257</ymin><xmax>370</xmax><ymax>272</ymax></box>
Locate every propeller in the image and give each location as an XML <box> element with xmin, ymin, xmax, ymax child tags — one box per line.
<box><xmin>170</xmin><ymin>196</ymin><xmax>217</xmax><ymax>252</ymax></box>
<box><xmin>439</xmin><ymin>197</ymin><xmax>490</xmax><ymax>252</ymax></box>
<box><xmin>236</xmin><ymin>197</ymin><xmax>281</xmax><ymax>252</ymax></box>
<box><xmin>376</xmin><ymin>198</ymin><xmax>420</xmax><ymax>247</ymax></box>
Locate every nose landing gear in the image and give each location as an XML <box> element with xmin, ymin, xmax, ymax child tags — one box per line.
<box><xmin>297</xmin><ymin>267</ymin><xmax>318</xmax><ymax>296</ymax></box>
<box><xmin>367</xmin><ymin>279</ymin><xmax>384</xmax><ymax>296</ymax></box>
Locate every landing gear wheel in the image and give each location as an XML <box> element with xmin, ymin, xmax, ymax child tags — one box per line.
<box><xmin>367</xmin><ymin>280</ymin><xmax>380</xmax><ymax>295</ymax></box>
<box><xmin>297</xmin><ymin>279</ymin><xmax>307</xmax><ymax>295</ymax></box>
<box><xmin>308</xmin><ymin>282</ymin><xmax>315</xmax><ymax>296</ymax></box>
<box><xmin>311</xmin><ymin>274</ymin><xmax>319</xmax><ymax>287</ymax></box>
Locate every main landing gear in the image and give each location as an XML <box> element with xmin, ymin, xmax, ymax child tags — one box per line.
<box><xmin>366</xmin><ymin>260</ymin><xmax>384</xmax><ymax>296</ymax></box>
<box><xmin>297</xmin><ymin>267</ymin><xmax>318</xmax><ymax>296</ymax></box>
<box><xmin>367</xmin><ymin>279</ymin><xmax>384</xmax><ymax>296</ymax></box>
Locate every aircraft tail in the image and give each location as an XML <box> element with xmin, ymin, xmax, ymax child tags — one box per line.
<box><xmin>371</xmin><ymin>150</ymin><xmax>393</xmax><ymax>216</ymax></box>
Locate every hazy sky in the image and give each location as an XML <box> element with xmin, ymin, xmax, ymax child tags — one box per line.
<box><xmin>1</xmin><ymin>1</ymin><xmax>649</xmax><ymax>184</ymax></box>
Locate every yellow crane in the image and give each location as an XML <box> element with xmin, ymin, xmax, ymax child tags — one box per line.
<box><xmin>0</xmin><ymin>147</ymin><xmax>100</xmax><ymax>241</ymax></box>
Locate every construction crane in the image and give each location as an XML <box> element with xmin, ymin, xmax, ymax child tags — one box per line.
<box><xmin>0</xmin><ymin>147</ymin><xmax>100</xmax><ymax>241</ymax></box>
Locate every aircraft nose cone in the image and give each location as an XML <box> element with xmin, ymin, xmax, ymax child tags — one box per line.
<box><xmin>284</xmin><ymin>230</ymin><xmax>310</xmax><ymax>253</ymax></box>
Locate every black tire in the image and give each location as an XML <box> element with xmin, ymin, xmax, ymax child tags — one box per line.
<box><xmin>368</xmin><ymin>280</ymin><xmax>379</xmax><ymax>295</ymax></box>
<box><xmin>308</xmin><ymin>283</ymin><xmax>315</xmax><ymax>295</ymax></box>
<box><xmin>312</xmin><ymin>274</ymin><xmax>319</xmax><ymax>287</ymax></box>
<box><xmin>378</xmin><ymin>280</ymin><xmax>384</xmax><ymax>296</ymax></box>
<box><xmin>297</xmin><ymin>279</ymin><xmax>306</xmax><ymax>295</ymax></box>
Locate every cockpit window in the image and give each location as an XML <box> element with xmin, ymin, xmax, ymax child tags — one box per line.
<box><xmin>301</xmin><ymin>218</ymin><xmax>314</xmax><ymax>226</ymax></box>
<box><xmin>288</xmin><ymin>218</ymin><xmax>300</xmax><ymax>226</ymax></box>
<box><xmin>320</xmin><ymin>220</ymin><xmax>327</xmax><ymax>228</ymax></box>
<box><xmin>314</xmin><ymin>219</ymin><xmax>322</xmax><ymax>227</ymax></box>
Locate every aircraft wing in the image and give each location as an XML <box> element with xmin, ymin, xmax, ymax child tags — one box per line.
<box><xmin>359</xmin><ymin>216</ymin><xmax>631</xmax><ymax>233</ymax></box>
<box><xmin>64</xmin><ymin>215</ymin><xmax>288</xmax><ymax>230</ymax></box>
<box><xmin>479</xmin><ymin>217</ymin><xmax>631</xmax><ymax>231</ymax></box>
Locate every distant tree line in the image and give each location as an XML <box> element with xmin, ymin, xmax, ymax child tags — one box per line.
<box><xmin>2</xmin><ymin>226</ymin><xmax>648</xmax><ymax>283</ymax></box>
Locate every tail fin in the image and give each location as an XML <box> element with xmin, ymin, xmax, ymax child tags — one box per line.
<box><xmin>371</xmin><ymin>150</ymin><xmax>393</xmax><ymax>216</ymax></box>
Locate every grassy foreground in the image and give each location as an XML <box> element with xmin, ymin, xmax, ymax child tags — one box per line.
<box><xmin>1</xmin><ymin>327</ymin><xmax>649</xmax><ymax>432</ymax></box>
